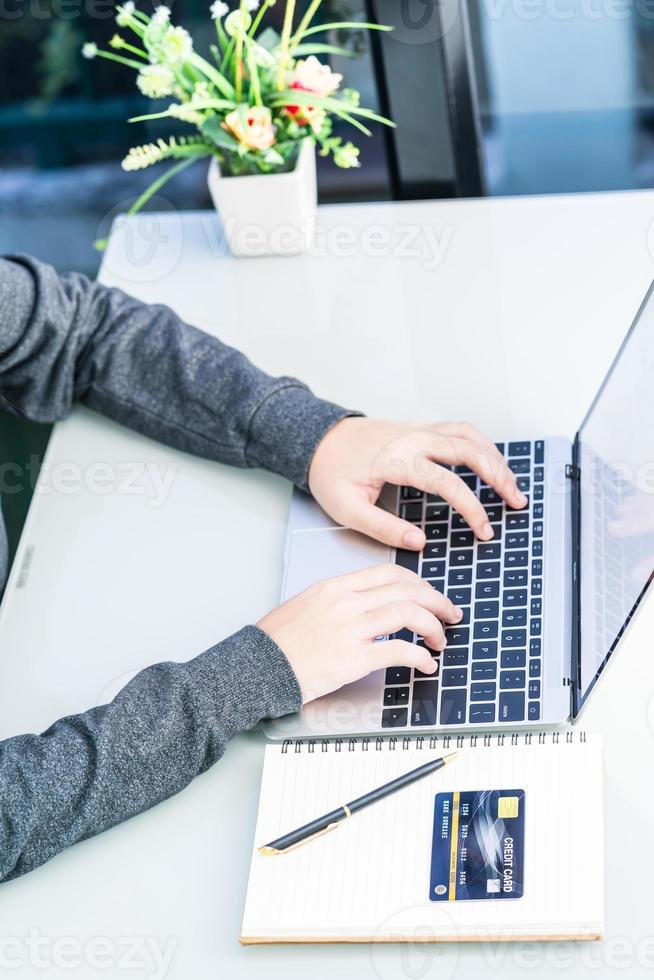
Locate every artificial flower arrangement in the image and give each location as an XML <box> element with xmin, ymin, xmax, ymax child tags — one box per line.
<box><xmin>82</xmin><ymin>0</ymin><xmax>394</xmax><ymax>227</ymax></box>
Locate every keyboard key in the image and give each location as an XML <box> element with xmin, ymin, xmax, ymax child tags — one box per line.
<box><xmin>528</xmin><ymin>680</ymin><xmax>541</xmax><ymax>699</ymax></box>
<box><xmin>469</xmin><ymin>704</ymin><xmax>496</xmax><ymax>724</ymax></box>
<box><xmin>530</xmin><ymin>618</ymin><xmax>542</xmax><ymax>636</ymax></box>
<box><xmin>531</xmin><ymin>578</ymin><xmax>543</xmax><ymax>596</ymax></box>
<box><xmin>427</xmin><ymin>493</ymin><xmax>445</xmax><ymax>503</ymax></box>
<box><xmin>401</xmin><ymin>487</ymin><xmax>422</xmax><ymax>500</ymax></box>
<box><xmin>384</xmin><ymin>687</ymin><xmax>410</xmax><ymax>706</ymax></box>
<box><xmin>476</xmin><ymin>581</ymin><xmax>500</xmax><ymax>599</ymax></box>
<box><xmin>533</xmin><ymin>502</ymin><xmax>544</xmax><ymax>519</ymax></box>
<box><xmin>500</xmin><ymin>670</ymin><xmax>526</xmax><ymax>690</ymax></box>
<box><xmin>495</xmin><ymin>442</ymin><xmax>505</xmax><ymax>455</ymax></box>
<box><xmin>422</xmin><ymin>560</ymin><xmax>445</xmax><ymax>579</ymax></box>
<box><xmin>382</xmin><ymin>707</ymin><xmax>408</xmax><ymax>728</ymax></box>
<box><xmin>472</xmin><ymin>641</ymin><xmax>498</xmax><ymax>659</ymax></box>
<box><xmin>451</xmin><ymin>530</ymin><xmax>474</xmax><ymax>549</ymax></box>
<box><xmin>531</xmin><ymin>598</ymin><xmax>542</xmax><ymax>616</ymax></box>
<box><xmin>508</xmin><ymin>441</ymin><xmax>531</xmax><ymax>457</ymax></box>
<box><xmin>480</xmin><ymin>487</ymin><xmax>501</xmax><ymax>505</ymax></box>
<box><xmin>530</xmin><ymin>638</ymin><xmax>542</xmax><ymax>657</ymax></box>
<box><xmin>532</xmin><ymin>540</ymin><xmax>543</xmax><ymax>557</ymax></box>
<box><xmin>428</xmin><ymin>579</ymin><xmax>445</xmax><ymax>595</ymax></box>
<box><xmin>426</xmin><ymin>523</ymin><xmax>447</xmax><ymax>540</ymax></box>
<box><xmin>471</xmin><ymin>682</ymin><xmax>496</xmax><ymax>701</ymax></box>
<box><xmin>502</xmin><ymin>608</ymin><xmax>527</xmax><ymax>628</ymax></box>
<box><xmin>532</xmin><ymin>558</ymin><xmax>543</xmax><ymax>576</ymax></box>
<box><xmin>529</xmin><ymin>659</ymin><xmax>541</xmax><ymax>678</ymax></box>
<box><xmin>400</xmin><ymin>502</ymin><xmax>422</xmax><ymax>523</ymax></box>
<box><xmin>386</xmin><ymin>666</ymin><xmax>411</xmax><ymax>685</ymax></box>
<box><xmin>534</xmin><ymin>466</ymin><xmax>544</xmax><ymax>483</ymax></box>
<box><xmin>505</xmin><ymin>531</ymin><xmax>528</xmax><ymax>549</ymax></box>
<box><xmin>451</xmin><ymin>513</ymin><xmax>469</xmax><ymax>530</ymax></box>
<box><xmin>506</xmin><ymin>513</ymin><xmax>529</xmax><ymax>529</ymax></box>
<box><xmin>475</xmin><ymin>600</ymin><xmax>499</xmax><ymax>619</ymax></box>
<box><xmin>534</xmin><ymin>440</ymin><xmax>544</xmax><ymax>464</ymax></box>
<box><xmin>534</xmin><ymin>484</ymin><xmax>544</xmax><ymax>501</ymax></box>
<box><xmin>449</xmin><ymin>568</ymin><xmax>472</xmax><ymax>586</ymax></box>
<box><xmin>443</xmin><ymin>649</ymin><xmax>468</xmax><ymax>667</ymax></box>
<box><xmin>444</xmin><ymin>626</ymin><xmax>469</xmax><ymax>646</ymax></box>
<box><xmin>411</xmin><ymin>680</ymin><xmax>439</xmax><ymax>726</ymax></box>
<box><xmin>426</xmin><ymin>503</ymin><xmax>449</xmax><ymax>522</ymax></box>
<box><xmin>473</xmin><ymin>621</ymin><xmax>498</xmax><ymax>640</ymax></box>
<box><xmin>508</xmin><ymin>458</ymin><xmax>530</xmax><ymax>474</ymax></box>
<box><xmin>484</xmin><ymin>505</ymin><xmax>503</xmax><ymax>523</ymax></box>
<box><xmin>396</xmin><ymin>549</ymin><xmax>419</xmax><ymax>573</ymax></box>
<box><xmin>477</xmin><ymin>561</ymin><xmax>501</xmax><ymax>579</ymax></box>
<box><xmin>456</xmin><ymin>607</ymin><xmax>471</xmax><ymax>625</ymax></box>
<box><xmin>448</xmin><ymin>587</ymin><xmax>471</xmax><ymax>606</ymax></box>
<box><xmin>440</xmin><ymin>688</ymin><xmax>467</xmax><ymax>725</ymax></box>
<box><xmin>424</xmin><ymin>541</ymin><xmax>447</xmax><ymax>560</ymax></box>
<box><xmin>477</xmin><ymin>542</ymin><xmax>501</xmax><ymax>560</ymax></box>
<box><xmin>504</xmin><ymin>589</ymin><xmax>527</xmax><ymax>607</ymax></box>
<box><xmin>442</xmin><ymin>668</ymin><xmax>468</xmax><ymax>687</ymax></box>
<box><xmin>516</xmin><ymin>476</ymin><xmax>530</xmax><ymax>493</ymax></box>
<box><xmin>472</xmin><ymin>661</ymin><xmax>497</xmax><ymax>680</ymax></box>
<box><xmin>528</xmin><ymin>702</ymin><xmax>541</xmax><ymax>721</ymax></box>
<box><xmin>415</xmin><ymin>657</ymin><xmax>440</xmax><ymax>679</ymax></box>
<box><xmin>504</xmin><ymin>570</ymin><xmax>528</xmax><ymax>587</ymax></box>
<box><xmin>460</xmin><ymin>475</ymin><xmax>477</xmax><ymax>491</ymax></box>
<box><xmin>499</xmin><ymin>691</ymin><xmax>525</xmax><ymax>722</ymax></box>
<box><xmin>533</xmin><ymin>522</ymin><xmax>543</xmax><ymax>538</ymax></box>
<box><xmin>502</xmin><ymin>628</ymin><xmax>526</xmax><ymax>647</ymax></box>
<box><xmin>392</xmin><ymin>629</ymin><xmax>414</xmax><ymax>644</ymax></box>
<box><xmin>450</xmin><ymin>549</ymin><xmax>473</xmax><ymax>566</ymax></box>
<box><xmin>504</xmin><ymin>551</ymin><xmax>528</xmax><ymax>568</ymax></box>
<box><xmin>501</xmin><ymin>649</ymin><xmax>526</xmax><ymax>669</ymax></box>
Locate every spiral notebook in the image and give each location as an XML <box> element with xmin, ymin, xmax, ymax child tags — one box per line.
<box><xmin>241</xmin><ymin>731</ymin><xmax>604</xmax><ymax>944</ymax></box>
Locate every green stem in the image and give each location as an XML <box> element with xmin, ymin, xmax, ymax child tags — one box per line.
<box><xmin>248</xmin><ymin>0</ymin><xmax>273</xmax><ymax>38</ymax></box>
<box><xmin>95</xmin><ymin>49</ymin><xmax>146</xmax><ymax>70</ymax></box>
<box><xmin>276</xmin><ymin>0</ymin><xmax>297</xmax><ymax>90</ymax></box>
<box><xmin>289</xmin><ymin>0</ymin><xmax>322</xmax><ymax>51</ymax></box>
<box><xmin>246</xmin><ymin>44</ymin><xmax>262</xmax><ymax>106</ymax></box>
<box><xmin>126</xmin><ymin>155</ymin><xmax>201</xmax><ymax>218</ymax></box>
<box><xmin>113</xmin><ymin>40</ymin><xmax>148</xmax><ymax>59</ymax></box>
<box><xmin>235</xmin><ymin>0</ymin><xmax>246</xmax><ymax>102</ymax></box>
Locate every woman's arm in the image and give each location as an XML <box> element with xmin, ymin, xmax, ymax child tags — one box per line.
<box><xmin>0</xmin><ymin>254</ymin><xmax>353</xmax><ymax>489</ymax></box>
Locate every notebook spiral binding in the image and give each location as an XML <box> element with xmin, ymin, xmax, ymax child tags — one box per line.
<box><xmin>280</xmin><ymin>730</ymin><xmax>587</xmax><ymax>754</ymax></box>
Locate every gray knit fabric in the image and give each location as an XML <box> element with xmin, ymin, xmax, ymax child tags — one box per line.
<box><xmin>0</xmin><ymin>254</ymin><xmax>354</xmax><ymax>883</ymax></box>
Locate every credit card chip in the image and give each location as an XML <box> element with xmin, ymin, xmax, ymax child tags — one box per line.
<box><xmin>498</xmin><ymin>795</ymin><xmax>520</xmax><ymax>819</ymax></box>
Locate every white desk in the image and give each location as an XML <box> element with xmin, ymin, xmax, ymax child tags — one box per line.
<box><xmin>1</xmin><ymin>193</ymin><xmax>654</xmax><ymax>979</ymax></box>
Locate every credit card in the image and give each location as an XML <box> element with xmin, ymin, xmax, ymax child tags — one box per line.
<box><xmin>429</xmin><ymin>789</ymin><xmax>525</xmax><ymax>901</ymax></box>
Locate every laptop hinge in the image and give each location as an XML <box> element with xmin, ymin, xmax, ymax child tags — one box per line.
<box><xmin>569</xmin><ymin>437</ymin><xmax>582</xmax><ymax>718</ymax></box>
<box><xmin>565</xmin><ymin>463</ymin><xmax>581</xmax><ymax>481</ymax></box>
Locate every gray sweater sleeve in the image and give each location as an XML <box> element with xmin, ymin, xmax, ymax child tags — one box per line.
<box><xmin>0</xmin><ymin>254</ymin><xmax>353</xmax><ymax>490</ymax></box>
<box><xmin>0</xmin><ymin>253</ymin><xmax>353</xmax><ymax>882</ymax></box>
<box><xmin>0</xmin><ymin>627</ymin><xmax>302</xmax><ymax>883</ymax></box>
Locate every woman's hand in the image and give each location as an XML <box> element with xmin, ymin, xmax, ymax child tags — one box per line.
<box><xmin>257</xmin><ymin>564</ymin><xmax>462</xmax><ymax>704</ymax></box>
<box><xmin>309</xmin><ymin>418</ymin><xmax>527</xmax><ymax>551</ymax></box>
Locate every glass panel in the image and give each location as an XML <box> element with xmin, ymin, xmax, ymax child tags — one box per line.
<box><xmin>473</xmin><ymin>0</ymin><xmax>654</xmax><ymax>195</ymax></box>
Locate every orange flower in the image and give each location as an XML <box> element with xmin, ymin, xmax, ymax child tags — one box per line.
<box><xmin>223</xmin><ymin>107</ymin><xmax>275</xmax><ymax>150</ymax></box>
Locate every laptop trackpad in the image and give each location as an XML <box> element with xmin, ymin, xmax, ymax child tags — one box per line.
<box><xmin>282</xmin><ymin>528</ymin><xmax>391</xmax><ymax>601</ymax></box>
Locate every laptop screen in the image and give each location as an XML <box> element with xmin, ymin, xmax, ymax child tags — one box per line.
<box><xmin>577</xmin><ymin>283</ymin><xmax>654</xmax><ymax>708</ymax></box>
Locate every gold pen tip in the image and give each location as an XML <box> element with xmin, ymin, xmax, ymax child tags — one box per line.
<box><xmin>442</xmin><ymin>751</ymin><xmax>459</xmax><ymax>764</ymax></box>
<box><xmin>257</xmin><ymin>846</ymin><xmax>281</xmax><ymax>857</ymax></box>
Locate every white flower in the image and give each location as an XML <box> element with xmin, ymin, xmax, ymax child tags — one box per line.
<box><xmin>288</xmin><ymin>55</ymin><xmax>342</xmax><ymax>97</ymax></box>
<box><xmin>159</xmin><ymin>24</ymin><xmax>193</xmax><ymax>62</ymax></box>
<box><xmin>116</xmin><ymin>1</ymin><xmax>135</xmax><ymax>26</ymax></box>
<box><xmin>152</xmin><ymin>5</ymin><xmax>170</xmax><ymax>24</ymax></box>
<box><xmin>224</xmin><ymin>8</ymin><xmax>251</xmax><ymax>35</ymax></box>
<box><xmin>245</xmin><ymin>0</ymin><xmax>259</xmax><ymax>10</ymax></box>
<box><xmin>333</xmin><ymin>141</ymin><xmax>360</xmax><ymax>169</ymax></box>
<box><xmin>210</xmin><ymin>0</ymin><xmax>229</xmax><ymax>18</ymax></box>
<box><xmin>250</xmin><ymin>42</ymin><xmax>274</xmax><ymax>67</ymax></box>
<box><xmin>136</xmin><ymin>63</ymin><xmax>176</xmax><ymax>98</ymax></box>
<box><xmin>82</xmin><ymin>41</ymin><xmax>98</xmax><ymax>58</ymax></box>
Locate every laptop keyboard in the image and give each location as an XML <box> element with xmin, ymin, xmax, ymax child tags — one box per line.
<box><xmin>382</xmin><ymin>440</ymin><xmax>545</xmax><ymax>729</ymax></box>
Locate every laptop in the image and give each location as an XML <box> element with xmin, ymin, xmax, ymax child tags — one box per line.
<box><xmin>273</xmin><ymin>282</ymin><xmax>654</xmax><ymax>738</ymax></box>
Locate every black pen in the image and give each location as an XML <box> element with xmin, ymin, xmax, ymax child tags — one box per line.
<box><xmin>258</xmin><ymin>751</ymin><xmax>458</xmax><ymax>856</ymax></box>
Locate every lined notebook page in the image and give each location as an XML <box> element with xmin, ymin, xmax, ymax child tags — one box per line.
<box><xmin>241</xmin><ymin>733</ymin><xmax>604</xmax><ymax>944</ymax></box>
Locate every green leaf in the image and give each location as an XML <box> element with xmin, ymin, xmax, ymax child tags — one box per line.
<box><xmin>256</xmin><ymin>26</ymin><xmax>281</xmax><ymax>51</ymax></box>
<box><xmin>297</xmin><ymin>21</ymin><xmax>393</xmax><ymax>38</ymax></box>
<box><xmin>201</xmin><ymin>115</ymin><xmax>241</xmax><ymax>151</ymax></box>
<box><xmin>125</xmin><ymin>155</ymin><xmax>200</xmax><ymax>218</ymax></box>
<box><xmin>292</xmin><ymin>43</ymin><xmax>355</xmax><ymax>57</ymax></box>
<box><xmin>272</xmin><ymin>88</ymin><xmax>394</xmax><ymax>131</ymax></box>
<box><xmin>188</xmin><ymin>52</ymin><xmax>235</xmax><ymax>99</ymax></box>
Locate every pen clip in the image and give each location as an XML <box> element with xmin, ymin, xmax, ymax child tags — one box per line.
<box><xmin>258</xmin><ymin>821</ymin><xmax>341</xmax><ymax>857</ymax></box>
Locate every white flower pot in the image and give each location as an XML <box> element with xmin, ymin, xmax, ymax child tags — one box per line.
<box><xmin>207</xmin><ymin>139</ymin><xmax>317</xmax><ymax>258</ymax></box>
